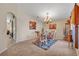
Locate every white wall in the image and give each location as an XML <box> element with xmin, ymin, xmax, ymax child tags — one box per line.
<box><xmin>55</xmin><ymin>20</ymin><xmax>66</xmax><ymax>40</ymax></box>
<box><xmin>16</xmin><ymin>11</ymin><xmax>42</xmax><ymax>42</ymax></box>
<box><xmin>0</xmin><ymin>4</ymin><xmax>17</xmax><ymax>53</ymax></box>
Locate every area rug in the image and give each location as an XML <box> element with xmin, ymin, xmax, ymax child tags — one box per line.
<box><xmin>33</xmin><ymin>39</ymin><xmax>57</xmax><ymax>50</ymax></box>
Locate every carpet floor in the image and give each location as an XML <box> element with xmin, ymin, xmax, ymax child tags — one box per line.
<box><xmin>0</xmin><ymin>39</ymin><xmax>77</xmax><ymax>56</ymax></box>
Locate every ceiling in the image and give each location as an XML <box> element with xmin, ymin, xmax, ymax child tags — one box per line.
<box><xmin>17</xmin><ymin>3</ymin><xmax>74</xmax><ymax>20</ymax></box>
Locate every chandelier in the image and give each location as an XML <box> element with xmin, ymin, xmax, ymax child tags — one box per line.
<box><xmin>44</xmin><ymin>12</ymin><xmax>53</xmax><ymax>24</ymax></box>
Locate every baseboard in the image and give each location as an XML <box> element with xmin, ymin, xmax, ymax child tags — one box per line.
<box><xmin>0</xmin><ymin>48</ymin><xmax>7</xmax><ymax>54</ymax></box>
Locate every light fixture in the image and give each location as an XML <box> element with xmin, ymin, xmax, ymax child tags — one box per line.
<box><xmin>44</xmin><ymin>12</ymin><xmax>53</xmax><ymax>24</ymax></box>
<box><xmin>44</xmin><ymin>12</ymin><xmax>51</xmax><ymax>22</ymax></box>
<box><xmin>37</xmin><ymin>11</ymin><xmax>56</xmax><ymax>24</ymax></box>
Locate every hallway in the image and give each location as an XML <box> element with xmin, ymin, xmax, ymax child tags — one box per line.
<box><xmin>0</xmin><ymin>39</ymin><xmax>77</xmax><ymax>56</ymax></box>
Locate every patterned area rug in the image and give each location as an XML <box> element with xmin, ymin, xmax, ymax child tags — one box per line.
<box><xmin>33</xmin><ymin>39</ymin><xmax>57</xmax><ymax>50</ymax></box>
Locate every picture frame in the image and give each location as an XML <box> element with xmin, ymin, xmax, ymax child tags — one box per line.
<box><xmin>29</xmin><ymin>20</ymin><xmax>36</xmax><ymax>30</ymax></box>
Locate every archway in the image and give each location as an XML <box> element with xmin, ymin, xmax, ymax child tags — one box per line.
<box><xmin>6</xmin><ymin>12</ymin><xmax>16</xmax><ymax>47</ymax></box>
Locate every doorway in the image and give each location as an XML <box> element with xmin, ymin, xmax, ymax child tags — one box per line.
<box><xmin>6</xmin><ymin>12</ymin><xmax>16</xmax><ymax>47</ymax></box>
